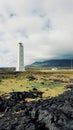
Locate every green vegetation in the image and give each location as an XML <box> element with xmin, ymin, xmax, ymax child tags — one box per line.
<box><xmin>0</xmin><ymin>70</ymin><xmax>73</xmax><ymax>99</ymax></box>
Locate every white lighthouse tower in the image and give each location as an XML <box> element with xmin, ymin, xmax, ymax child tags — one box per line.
<box><xmin>16</xmin><ymin>43</ymin><xmax>24</xmax><ymax>71</ymax></box>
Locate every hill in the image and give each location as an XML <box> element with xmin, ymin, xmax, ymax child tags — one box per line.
<box><xmin>29</xmin><ymin>59</ymin><xmax>73</xmax><ymax>69</ymax></box>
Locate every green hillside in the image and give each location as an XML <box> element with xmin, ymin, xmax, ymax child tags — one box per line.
<box><xmin>29</xmin><ymin>59</ymin><xmax>73</xmax><ymax>69</ymax></box>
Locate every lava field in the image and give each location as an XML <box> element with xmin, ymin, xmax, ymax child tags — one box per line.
<box><xmin>0</xmin><ymin>85</ymin><xmax>73</xmax><ymax>130</ymax></box>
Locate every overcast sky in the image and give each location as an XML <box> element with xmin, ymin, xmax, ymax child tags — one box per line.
<box><xmin>0</xmin><ymin>0</ymin><xmax>73</xmax><ymax>67</ymax></box>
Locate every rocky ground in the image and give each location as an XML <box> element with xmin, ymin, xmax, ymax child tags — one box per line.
<box><xmin>0</xmin><ymin>85</ymin><xmax>73</xmax><ymax>130</ymax></box>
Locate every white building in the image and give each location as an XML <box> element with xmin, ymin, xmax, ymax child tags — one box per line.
<box><xmin>16</xmin><ymin>43</ymin><xmax>25</xmax><ymax>71</ymax></box>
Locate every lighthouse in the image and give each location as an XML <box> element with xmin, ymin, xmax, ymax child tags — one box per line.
<box><xmin>16</xmin><ymin>43</ymin><xmax>24</xmax><ymax>71</ymax></box>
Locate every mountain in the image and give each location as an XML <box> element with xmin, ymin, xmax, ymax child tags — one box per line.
<box><xmin>29</xmin><ymin>59</ymin><xmax>73</xmax><ymax>68</ymax></box>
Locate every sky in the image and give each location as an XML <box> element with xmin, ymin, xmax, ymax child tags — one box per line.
<box><xmin>0</xmin><ymin>0</ymin><xmax>73</xmax><ymax>67</ymax></box>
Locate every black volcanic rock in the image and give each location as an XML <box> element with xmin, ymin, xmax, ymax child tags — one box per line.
<box><xmin>0</xmin><ymin>88</ymin><xmax>73</xmax><ymax>130</ymax></box>
<box><xmin>27</xmin><ymin>76</ymin><xmax>36</xmax><ymax>81</ymax></box>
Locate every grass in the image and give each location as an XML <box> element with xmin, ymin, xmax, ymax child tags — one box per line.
<box><xmin>0</xmin><ymin>69</ymin><xmax>73</xmax><ymax>99</ymax></box>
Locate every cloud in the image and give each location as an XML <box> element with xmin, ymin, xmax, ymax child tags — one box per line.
<box><xmin>0</xmin><ymin>0</ymin><xmax>73</xmax><ymax>67</ymax></box>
